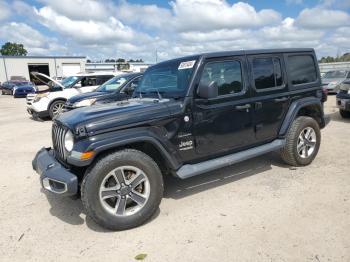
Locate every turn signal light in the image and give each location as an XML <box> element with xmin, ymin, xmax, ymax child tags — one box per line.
<box><xmin>80</xmin><ymin>151</ymin><xmax>95</xmax><ymax>160</ymax></box>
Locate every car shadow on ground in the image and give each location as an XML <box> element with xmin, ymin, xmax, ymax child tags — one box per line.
<box><xmin>43</xmin><ymin>189</ymin><xmax>161</xmax><ymax>233</ymax></box>
<box><xmin>163</xmin><ymin>152</ymin><xmax>284</xmax><ymax>200</ymax></box>
<box><xmin>325</xmin><ymin>112</ymin><xmax>350</xmax><ymax>124</ymax></box>
<box><xmin>42</xmin><ymin>152</ymin><xmax>286</xmax><ymax>232</ymax></box>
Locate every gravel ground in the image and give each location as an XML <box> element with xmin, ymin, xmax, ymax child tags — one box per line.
<box><xmin>0</xmin><ymin>94</ymin><xmax>349</xmax><ymax>262</ymax></box>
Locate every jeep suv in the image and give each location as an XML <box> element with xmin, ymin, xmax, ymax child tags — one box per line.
<box><xmin>33</xmin><ymin>48</ymin><xmax>327</xmax><ymax>230</ymax></box>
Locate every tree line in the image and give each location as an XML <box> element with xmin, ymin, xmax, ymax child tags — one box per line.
<box><xmin>319</xmin><ymin>53</ymin><xmax>350</xmax><ymax>63</ymax></box>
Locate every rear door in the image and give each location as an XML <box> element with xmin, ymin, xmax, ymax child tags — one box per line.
<box><xmin>193</xmin><ymin>56</ymin><xmax>255</xmax><ymax>156</ymax></box>
<box><xmin>248</xmin><ymin>54</ymin><xmax>290</xmax><ymax>143</ymax></box>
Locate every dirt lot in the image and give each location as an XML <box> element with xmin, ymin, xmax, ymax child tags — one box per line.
<box><xmin>0</xmin><ymin>94</ymin><xmax>349</xmax><ymax>262</ymax></box>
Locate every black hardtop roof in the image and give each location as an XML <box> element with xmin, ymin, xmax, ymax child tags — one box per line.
<box><xmin>152</xmin><ymin>48</ymin><xmax>315</xmax><ymax>67</ymax></box>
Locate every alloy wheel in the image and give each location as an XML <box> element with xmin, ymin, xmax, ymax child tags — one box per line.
<box><xmin>99</xmin><ymin>166</ymin><xmax>150</xmax><ymax>217</ymax></box>
<box><xmin>297</xmin><ymin>127</ymin><xmax>317</xmax><ymax>158</ymax></box>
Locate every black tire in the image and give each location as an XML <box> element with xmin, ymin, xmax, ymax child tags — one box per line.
<box><xmin>339</xmin><ymin>109</ymin><xmax>350</xmax><ymax>119</ymax></box>
<box><xmin>280</xmin><ymin>116</ymin><xmax>321</xmax><ymax>166</ymax></box>
<box><xmin>81</xmin><ymin>149</ymin><xmax>164</xmax><ymax>231</ymax></box>
<box><xmin>49</xmin><ymin>100</ymin><xmax>65</xmax><ymax>119</ymax></box>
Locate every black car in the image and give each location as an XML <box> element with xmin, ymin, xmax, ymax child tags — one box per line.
<box><xmin>64</xmin><ymin>73</ymin><xmax>143</xmax><ymax>111</ymax></box>
<box><xmin>1</xmin><ymin>81</ymin><xmax>34</xmax><ymax>95</ymax></box>
<box><xmin>33</xmin><ymin>48</ymin><xmax>328</xmax><ymax>230</ymax></box>
<box><xmin>336</xmin><ymin>80</ymin><xmax>350</xmax><ymax>118</ymax></box>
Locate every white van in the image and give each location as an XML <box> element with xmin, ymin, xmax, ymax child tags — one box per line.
<box><xmin>26</xmin><ymin>72</ymin><xmax>119</xmax><ymax>119</ymax></box>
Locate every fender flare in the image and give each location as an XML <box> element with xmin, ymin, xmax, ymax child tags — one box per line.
<box><xmin>279</xmin><ymin>97</ymin><xmax>324</xmax><ymax>137</ymax></box>
<box><xmin>69</xmin><ymin>131</ymin><xmax>181</xmax><ymax>170</ymax></box>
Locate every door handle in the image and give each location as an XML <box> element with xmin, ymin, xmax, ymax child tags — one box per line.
<box><xmin>235</xmin><ymin>104</ymin><xmax>251</xmax><ymax>110</ymax></box>
<box><xmin>274</xmin><ymin>97</ymin><xmax>288</xmax><ymax>102</ymax></box>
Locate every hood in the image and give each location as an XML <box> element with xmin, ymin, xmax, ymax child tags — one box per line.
<box><xmin>57</xmin><ymin>98</ymin><xmax>172</xmax><ymax>134</ymax></box>
<box><xmin>339</xmin><ymin>80</ymin><xmax>350</xmax><ymax>91</ymax></box>
<box><xmin>30</xmin><ymin>72</ymin><xmax>65</xmax><ymax>91</ymax></box>
<box><xmin>68</xmin><ymin>91</ymin><xmax>108</xmax><ymax>103</ymax></box>
<box><xmin>14</xmin><ymin>85</ymin><xmax>35</xmax><ymax>91</ymax></box>
<box><xmin>321</xmin><ymin>78</ymin><xmax>345</xmax><ymax>85</ymax></box>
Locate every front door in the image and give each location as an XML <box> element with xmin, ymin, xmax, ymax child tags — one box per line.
<box><xmin>247</xmin><ymin>54</ymin><xmax>290</xmax><ymax>143</ymax></box>
<box><xmin>193</xmin><ymin>56</ymin><xmax>255</xmax><ymax>156</ymax></box>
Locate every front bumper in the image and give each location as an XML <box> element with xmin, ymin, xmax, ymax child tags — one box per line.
<box><xmin>32</xmin><ymin>147</ymin><xmax>78</xmax><ymax>196</ymax></box>
<box><xmin>27</xmin><ymin>107</ymin><xmax>49</xmax><ymax>118</ymax></box>
<box><xmin>336</xmin><ymin>98</ymin><xmax>350</xmax><ymax>111</ymax></box>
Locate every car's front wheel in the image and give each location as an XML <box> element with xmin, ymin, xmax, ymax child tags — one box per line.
<box><xmin>49</xmin><ymin>100</ymin><xmax>65</xmax><ymax>119</ymax></box>
<box><xmin>81</xmin><ymin>149</ymin><xmax>164</xmax><ymax>230</ymax></box>
<box><xmin>339</xmin><ymin>109</ymin><xmax>350</xmax><ymax>119</ymax></box>
<box><xmin>280</xmin><ymin>116</ymin><xmax>321</xmax><ymax>166</ymax></box>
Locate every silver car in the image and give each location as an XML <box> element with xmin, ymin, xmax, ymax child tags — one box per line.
<box><xmin>321</xmin><ymin>70</ymin><xmax>350</xmax><ymax>93</ymax></box>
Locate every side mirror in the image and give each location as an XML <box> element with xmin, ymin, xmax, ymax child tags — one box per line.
<box><xmin>197</xmin><ymin>81</ymin><xmax>218</xmax><ymax>99</ymax></box>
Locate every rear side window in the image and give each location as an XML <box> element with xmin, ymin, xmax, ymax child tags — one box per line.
<box><xmin>252</xmin><ymin>57</ymin><xmax>283</xmax><ymax>90</ymax></box>
<box><xmin>288</xmin><ymin>55</ymin><xmax>317</xmax><ymax>85</ymax></box>
<box><xmin>200</xmin><ymin>60</ymin><xmax>243</xmax><ymax>96</ymax></box>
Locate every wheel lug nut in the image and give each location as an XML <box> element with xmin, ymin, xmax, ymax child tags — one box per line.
<box><xmin>117</xmin><ymin>190</ymin><xmax>120</xmax><ymax>194</ymax></box>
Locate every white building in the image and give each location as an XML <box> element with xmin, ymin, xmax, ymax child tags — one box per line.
<box><xmin>0</xmin><ymin>56</ymin><xmax>86</xmax><ymax>83</ymax></box>
<box><xmin>86</xmin><ymin>61</ymin><xmax>152</xmax><ymax>73</ymax></box>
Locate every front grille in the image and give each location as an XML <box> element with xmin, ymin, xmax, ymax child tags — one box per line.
<box><xmin>52</xmin><ymin>122</ymin><xmax>67</xmax><ymax>161</ymax></box>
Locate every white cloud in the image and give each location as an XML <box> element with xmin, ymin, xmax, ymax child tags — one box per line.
<box><xmin>171</xmin><ymin>0</ymin><xmax>282</xmax><ymax>32</ymax></box>
<box><xmin>0</xmin><ymin>0</ymin><xmax>11</xmax><ymax>21</ymax></box>
<box><xmin>0</xmin><ymin>22</ymin><xmax>67</xmax><ymax>55</ymax></box>
<box><xmin>116</xmin><ymin>1</ymin><xmax>173</xmax><ymax>29</ymax></box>
<box><xmin>261</xmin><ymin>18</ymin><xmax>324</xmax><ymax>41</ymax></box>
<box><xmin>37</xmin><ymin>0</ymin><xmax>114</xmax><ymax>21</ymax></box>
<box><xmin>296</xmin><ymin>7</ymin><xmax>350</xmax><ymax>28</ymax></box>
<box><xmin>1</xmin><ymin>0</ymin><xmax>349</xmax><ymax>60</ymax></box>
<box><xmin>35</xmin><ymin>6</ymin><xmax>135</xmax><ymax>45</ymax></box>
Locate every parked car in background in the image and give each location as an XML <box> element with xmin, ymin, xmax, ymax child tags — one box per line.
<box><xmin>336</xmin><ymin>80</ymin><xmax>350</xmax><ymax>118</ymax></box>
<box><xmin>26</xmin><ymin>72</ymin><xmax>118</xmax><ymax>119</ymax></box>
<box><xmin>1</xmin><ymin>81</ymin><xmax>34</xmax><ymax>95</ymax></box>
<box><xmin>13</xmin><ymin>82</ymin><xmax>36</xmax><ymax>98</ymax></box>
<box><xmin>64</xmin><ymin>73</ymin><xmax>142</xmax><ymax>111</ymax></box>
<box><xmin>321</xmin><ymin>70</ymin><xmax>350</xmax><ymax>93</ymax></box>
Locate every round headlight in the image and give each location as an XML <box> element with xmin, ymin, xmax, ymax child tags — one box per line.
<box><xmin>64</xmin><ymin>130</ymin><xmax>74</xmax><ymax>152</ymax></box>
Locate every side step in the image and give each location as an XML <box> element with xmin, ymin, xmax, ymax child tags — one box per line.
<box><xmin>176</xmin><ymin>139</ymin><xmax>285</xmax><ymax>179</ymax></box>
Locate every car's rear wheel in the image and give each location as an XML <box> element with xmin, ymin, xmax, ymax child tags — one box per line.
<box><xmin>280</xmin><ymin>116</ymin><xmax>321</xmax><ymax>166</ymax></box>
<box><xmin>49</xmin><ymin>100</ymin><xmax>65</xmax><ymax>119</ymax></box>
<box><xmin>81</xmin><ymin>149</ymin><xmax>163</xmax><ymax>230</ymax></box>
<box><xmin>339</xmin><ymin>109</ymin><xmax>350</xmax><ymax>119</ymax></box>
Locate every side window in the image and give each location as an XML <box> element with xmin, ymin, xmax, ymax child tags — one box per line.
<box><xmin>96</xmin><ymin>75</ymin><xmax>113</xmax><ymax>85</ymax></box>
<box><xmin>347</xmin><ymin>72</ymin><xmax>350</xmax><ymax>79</ymax></box>
<box><xmin>83</xmin><ymin>77</ymin><xmax>97</xmax><ymax>86</ymax></box>
<box><xmin>252</xmin><ymin>57</ymin><xmax>283</xmax><ymax>90</ymax></box>
<box><xmin>200</xmin><ymin>60</ymin><xmax>243</xmax><ymax>96</ymax></box>
<box><xmin>124</xmin><ymin>77</ymin><xmax>141</xmax><ymax>94</ymax></box>
<box><xmin>288</xmin><ymin>55</ymin><xmax>317</xmax><ymax>85</ymax></box>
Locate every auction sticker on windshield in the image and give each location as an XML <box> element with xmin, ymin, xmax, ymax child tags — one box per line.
<box><xmin>178</xmin><ymin>60</ymin><xmax>196</xmax><ymax>70</ymax></box>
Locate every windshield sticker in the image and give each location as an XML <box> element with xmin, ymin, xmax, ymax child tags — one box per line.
<box><xmin>178</xmin><ymin>60</ymin><xmax>196</xmax><ymax>70</ymax></box>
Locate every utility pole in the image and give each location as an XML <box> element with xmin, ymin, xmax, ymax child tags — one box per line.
<box><xmin>155</xmin><ymin>49</ymin><xmax>158</xmax><ymax>63</ymax></box>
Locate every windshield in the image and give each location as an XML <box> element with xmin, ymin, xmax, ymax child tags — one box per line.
<box><xmin>59</xmin><ymin>76</ymin><xmax>79</xmax><ymax>88</ymax></box>
<box><xmin>135</xmin><ymin>57</ymin><xmax>198</xmax><ymax>99</ymax></box>
<box><xmin>15</xmin><ymin>82</ymin><xmax>31</xmax><ymax>86</ymax></box>
<box><xmin>323</xmin><ymin>71</ymin><xmax>347</xmax><ymax>79</ymax></box>
<box><xmin>96</xmin><ymin>75</ymin><xmax>131</xmax><ymax>92</ymax></box>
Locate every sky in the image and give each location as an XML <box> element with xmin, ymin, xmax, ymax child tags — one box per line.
<box><xmin>0</xmin><ymin>0</ymin><xmax>349</xmax><ymax>62</ymax></box>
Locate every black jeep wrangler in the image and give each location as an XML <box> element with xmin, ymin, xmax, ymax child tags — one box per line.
<box><xmin>33</xmin><ymin>48</ymin><xmax>327</xmax><ymax>230</ymax></box>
